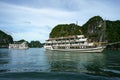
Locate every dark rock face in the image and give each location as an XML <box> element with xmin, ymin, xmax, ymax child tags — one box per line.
<box><xmin>82</xmin><ymin>16</ymin><xmax>105</xmax><ymax>42</ymax></box>
<box><xmin>0</xmin><ymin>30</ymin><xmax>13</xmax><ymax>48</ymax></box>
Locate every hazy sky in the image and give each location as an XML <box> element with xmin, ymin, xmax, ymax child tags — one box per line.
<box><xmin>0</xmin><ymin>0</ymin><xmax>120</xmax><ymax>42</ymax></box>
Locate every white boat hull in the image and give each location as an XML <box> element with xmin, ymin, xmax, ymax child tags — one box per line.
<box><xmin>44</xmin><ymin>46</ymin><xmax>105</xmax><ymax>53</ymax></box>
<box><xmin>9</xmin><ymin>47</ymin><xmax>29</xmax><ymax>50</ymax></box>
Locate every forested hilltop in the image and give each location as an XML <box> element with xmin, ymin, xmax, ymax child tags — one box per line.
<box><xmin>50</xmin><ymin>24</ymin><xmax>82</xmax><ymax>38</ymax></box>
<box><xmin>0</xmin><ymin>30</ymin><xmax>13</xmax><ymax>48</ymax></box>
<box><xmin>50</xmin><ymin>16</ymin><xmax>120</xmax><ymax>49</ymax></box>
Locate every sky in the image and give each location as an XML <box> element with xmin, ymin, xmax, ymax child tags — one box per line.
<box><xmin>0</xmin><ymin>0</ymin><xmax>120</xmax><ymax>42</ymax></box>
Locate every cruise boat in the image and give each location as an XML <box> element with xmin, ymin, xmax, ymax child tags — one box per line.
<box><xmin>44</xmin><ymin>35</ymin><xmax>106</xmax><ymax>52</ymax></box>
<box><xmin>44</xmin><ymin>21</ymin><xmax>107</xmax><ymax>52</ymax></box>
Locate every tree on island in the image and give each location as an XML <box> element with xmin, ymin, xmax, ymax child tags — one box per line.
<box><xmin>29</xmin><ymin>41</ymin><xmax>43</xmax><ymax>48</ymax></box>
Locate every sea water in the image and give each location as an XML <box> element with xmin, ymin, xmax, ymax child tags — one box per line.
<box><xmin>0</xmin><ymin>48</ymin><xmax>120</xmax><ymax>80</ymax></box>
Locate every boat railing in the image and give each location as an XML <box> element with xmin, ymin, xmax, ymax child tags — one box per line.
<box><xmin>76</xmin><ymin>38</ymin><xmax>87</xmax><ymax>42</ymax></box>
<box><xmin>52</xmin><ymin>43</ymin><xmax>86</xmax><ymax>47</ymax></box>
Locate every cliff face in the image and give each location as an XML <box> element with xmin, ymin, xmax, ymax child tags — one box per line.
<box><xmin>82</xmin><ymin>16</ymin><xmax>105</xmax><ymax>42</ymax></box>
<box><xmin>82</xmin><ymin>16</ymin><xmax>120</xmax><ymax>44</ymax></box>
<box><xmin>82</xmin><ymin>16</ymin><xmax>103</xmax><ymax>35</ymax></box>
<box><xmin>0</xmin><ymin>30</ymin><xmax>13</xmax><ymax>48</ymax></box>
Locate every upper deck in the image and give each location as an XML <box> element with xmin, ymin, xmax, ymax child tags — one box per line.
<box><xmin>45</xmin><ymin>35</ymin><xmax>87</xmax><ymax>44</ymax></box>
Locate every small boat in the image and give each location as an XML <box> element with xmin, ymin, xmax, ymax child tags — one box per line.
<box><xmin>9</xmin><ymin>42</ymin><xmax>29</xmax><ymax>49</ymax></box>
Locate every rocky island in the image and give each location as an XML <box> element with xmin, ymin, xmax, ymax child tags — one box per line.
<box><xmin>50</xmin><ymin>16</ymin><xmax>120</xmax><ymax>49</ymax></box>
<box><xmin>0</xmin><ymin>30</ymin><xmax>13</xmax><ymax>48</ymax></box>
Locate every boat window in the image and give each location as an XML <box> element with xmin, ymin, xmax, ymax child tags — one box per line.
<box><xmin>81</xmin><ymin>41</ymin><xmax>84</xmax><ymax>43</ymax></box>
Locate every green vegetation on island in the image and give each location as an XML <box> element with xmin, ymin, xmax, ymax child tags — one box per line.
<box><xmin>106</xmin><ymin>20</ymin><xmax>120</xmax><ymax>49</ymax></box>
<box><xmin>15</xmin><ymin>39</ymin><xmax>43</xmax><ymax>48</ymax></box>
<box><xmin>50</xmin><ymin>23</ymin><xmax>82</xmax><ymax>38</ymax></box>
<box><xmin>0</xmin><ymin>30</ymin><xmax>13</xmax><ymax>48</ymax></box>
<box><xmin>29</xmin><ymin>41</ymin><xmax>43</xmax><ymax>48</ymax></box>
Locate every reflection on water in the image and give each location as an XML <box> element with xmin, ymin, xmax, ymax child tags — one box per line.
<box><xmin>0</xmin><ymin>48</ymin><xmax>50</xmax><ymax>72</ymax></box>
<box><xmin>0</xmin><ymin>49</ymin><xmax>10</xmax><ymax>72</ymax></box>
<box><xmin>45</xmin><ymin>50</ymin><xmax>105</xmax><ymax>73</ymax></box>
<box><xmin>0</xmin><ymin>48</ymin><xmax>120</xmax><ymax>77</ymax></box>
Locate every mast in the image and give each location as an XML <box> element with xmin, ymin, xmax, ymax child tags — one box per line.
<box><xmin>76</xmin><ymin>21</ymin><xmax>78</xmax><ymax>25</ymax></box>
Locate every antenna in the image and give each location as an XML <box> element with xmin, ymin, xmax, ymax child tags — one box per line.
<box><xmin>76</xmin><ymin>21</ymin><xmax>78</xmax><ymax>25</ymax></box>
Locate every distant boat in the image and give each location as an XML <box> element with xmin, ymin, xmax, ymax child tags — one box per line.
<box><xmin>9</xmin><ymin>42</ymin><xmax>29</xmax><ymax>49</ymax></box>
<box><xmin>44</xmin><ymin>21</ymin><xmax>107</xmax><ymax>53</ymax></box>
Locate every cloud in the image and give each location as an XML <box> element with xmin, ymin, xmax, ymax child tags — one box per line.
<box><xmin>0</xmin><ymin>0</ymin><xmax>120</xmax><ymax>42</ymax></box>
<box><xmin>0</xmin><ymin>2</ymin><xmax>76</xmax><ymax>42</ymax></box>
